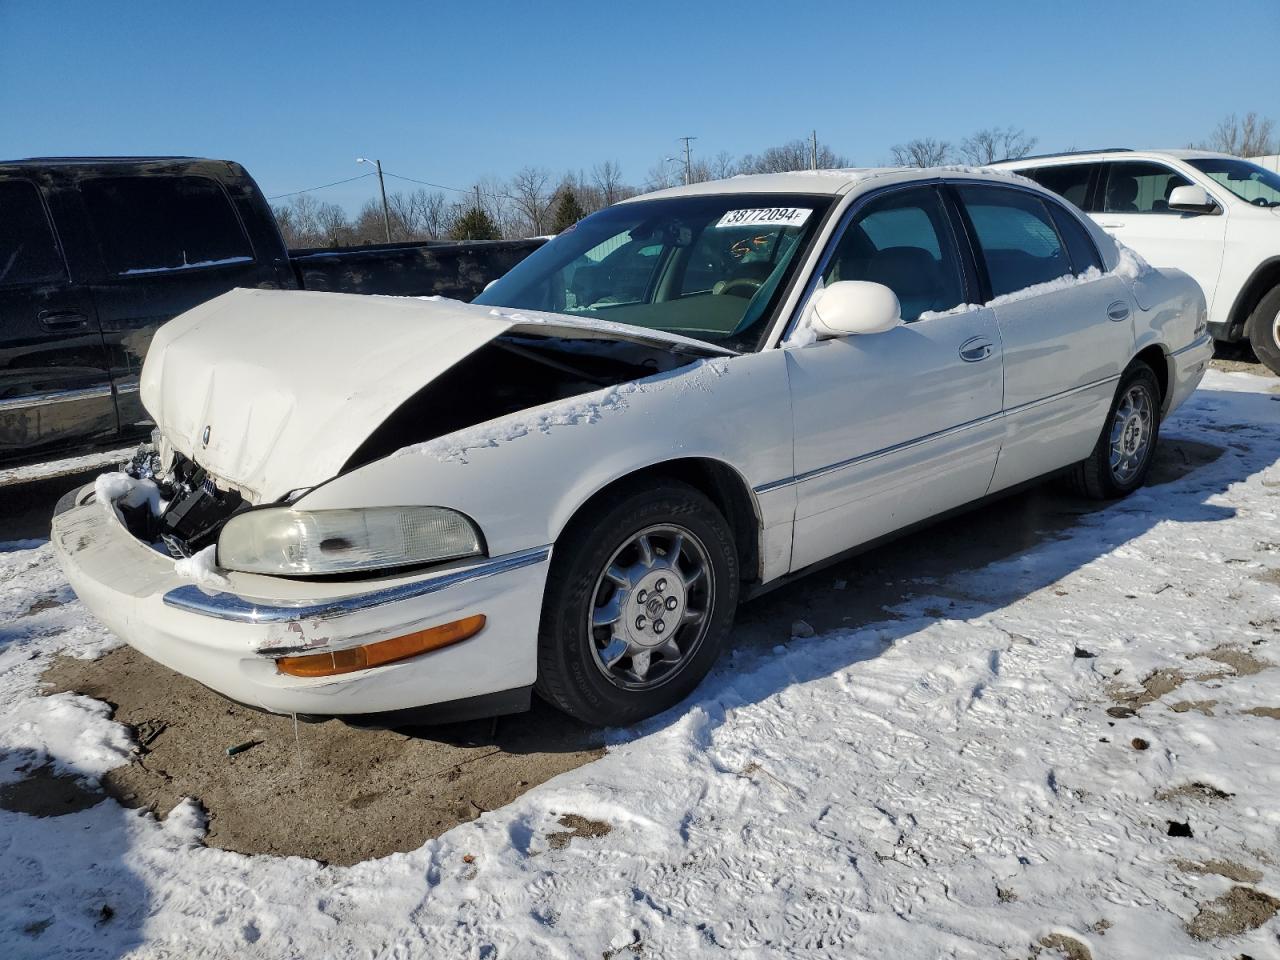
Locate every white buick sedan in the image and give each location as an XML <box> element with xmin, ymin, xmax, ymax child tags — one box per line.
<box><xmin>54</xmin><ymin>168</ymin><xmax>1213</xmax><ymax>727</ymax></box>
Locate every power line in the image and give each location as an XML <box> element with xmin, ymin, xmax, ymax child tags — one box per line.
<box><xmin>266</xmin><ymin>172</ymin><xmax>376</xmax><ymax>201</ymax></box>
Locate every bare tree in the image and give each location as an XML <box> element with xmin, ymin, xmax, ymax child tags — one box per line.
<box><xmin>958</xmin><ymin>127</ymin><xmax>1039</xmax><ymax>165</ymax></box>
<box><xmin>592</xmin><ymin>160</ymin><xmax>625</xmax><ymax>205</ymax></box>
<box><xmin>708</xmin><ymin>150</ymin><xmax>739</xmax><ymax>180</ymax></box>
<box><xmin>739</xmin><ymin>139</ymin><xmax>849</xmax><ymax>174</ymax></box>
<box><xmin>890</xmin><ymin>138</ymin><xmax>953</xmax><ymax>167</ymax></box>
<box><xmin>644</xmin><ymin>159</ymin><xmax>681</xmax><ymax>191</ymax></box>
<box><xmin>510</xmin><ymin>166</ymin><xmax>553</xmax><ymax>235</ymax></box>
<box><xmin>1203</xmin><ymin>112</ymin><xmax>1277</xmax><ymax>157</ymax></box>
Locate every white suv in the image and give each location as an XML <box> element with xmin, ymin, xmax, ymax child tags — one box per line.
<box><xmin>996</xmin><ymin>149</ymin><xmax>1280</xmax><ymax>373</ymax></box>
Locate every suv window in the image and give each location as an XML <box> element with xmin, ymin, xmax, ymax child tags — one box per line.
<box><xmin>821</xmin><ymin>187</ymin><xmax>963</xmax><ymax>322</ymax></box>
<box><xmin>80</xmin><ymin>175</ymin><xmax>252</xmax><ymax>276</ymax></box>
<box><xmin>1102</xmin><ymin>161</ymin><xmax>1192</xmax><ymax>214</ymax></box>
<box><xmin>0</xmin><ymin>180</ymin><xmax>66</xmax><ymax>286</ymax></box>
<box><xmin>1024</xmin><ymin>164</ymin><xmax>1097</xmax><ymax>211</ymax></box>
<box><xmin>1045</xmin><ymin>200</ymin><xmax>1104</xmax><ymax>274</ymax></box>
<box><xmin>957</xmin><ymin>185</ymin><xmax>1072</xmax><ymax>298</ymax></box>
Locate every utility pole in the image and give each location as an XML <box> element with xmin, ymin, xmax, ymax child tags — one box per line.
<box><xmin>356</xmin><ymin>157</ymin><xmax>392</xmax><ymax>243</ymax></box>
<box><xmin>678</xmin><ymin>136</ymin><xmax>697</xmax><ymax>185</ymax></box>
<box><xmin>811</xmin><ymin>130</ymin><xmax>819</xmax><ymax>170</ymax></box>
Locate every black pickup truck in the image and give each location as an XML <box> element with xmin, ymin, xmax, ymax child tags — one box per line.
<box><xmin>0</xmin><ymin>156</ymin><xmax>545</xmax><ymax>466</ymax></box>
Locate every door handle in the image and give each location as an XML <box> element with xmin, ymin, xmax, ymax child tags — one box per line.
<box><xmin>959</xmin><ymin>337</ymin><xmax>994</xmax><ymax>362</ymax></box>
<box><xmin>1096</xmin><ymin>221</ymin><xmax>1124</xmax><ymax>229</ymax></box>
<box><xmin>37</xmin><ymin>310</ymin><xmax>89</xmax><ymax>332</ymax></box>
<box><xmin>1106</xmin><ymin>300</ymin><xmax>1131</xmax><ymax>322</ymax></box>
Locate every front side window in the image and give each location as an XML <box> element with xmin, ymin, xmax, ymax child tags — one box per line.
<box><xmin>958</xmin><ymin>185</ymin><xmax>1072</xmax><ymax>298</ymax></box>
<box><xmin>80</xmin><ymin>175</ymin><xmax>253</xmax><ymax>276</ymax></box>
<box><xmin>0</xmin><ymin>179</ymin><xmax>65</xmax><ymax>287</ymax></box>
<box><xmin>1187</xmin><ymin>157</ymin><xmax>1280</xmax><ymax>208</ymax></box>
<box><xmin>1102</xmin><ymin>162</ymin><xmax>1192</xmax><ymax>214</ymax></box>
<box><xmin>820</xmin><ymin>187</ymin><xmax>963</xmax><ymax>322</ymax></box>
<box><xmin>1024</xmin><ymin>163</ymin><xmax>1097</xmax><ymax>211</ymax></box>
<box><xmin>475</xmin><ymin>193</ymin><xmax>831</xmax><ymax>350</ymax></box>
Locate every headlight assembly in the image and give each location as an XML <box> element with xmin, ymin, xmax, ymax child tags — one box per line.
<box><xmin>217</xmin><ymin>506</ymin><xmax>484</xmax><ymax>576</ymax></box>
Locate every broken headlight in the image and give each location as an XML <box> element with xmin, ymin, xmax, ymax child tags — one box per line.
<box><xmin>216</xmin><ymin>506</ymin><xmax>484</xmax><ymax>576</ymax></box>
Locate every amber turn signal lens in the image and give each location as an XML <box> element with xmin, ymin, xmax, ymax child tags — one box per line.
<box><xmin>275</xmin><ymin>614</ymin><xmax>486</xmax><ymax>678</ymax></box>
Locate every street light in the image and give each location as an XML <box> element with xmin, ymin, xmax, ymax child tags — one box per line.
<box><xmin>356</xmin><ymin>157</ymin><xmax>392</xmax><ymax>243</ymax></box>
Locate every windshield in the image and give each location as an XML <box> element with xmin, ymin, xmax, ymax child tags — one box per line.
<box><xmin>474</xmin><ymin>193</ymin><xmax>832</xmax><ymax>351</ymax></box>
<box><xmin>1187</xmin><ymin>158</ymin><xmax>1280</xmax><ymax>207</ymax></box>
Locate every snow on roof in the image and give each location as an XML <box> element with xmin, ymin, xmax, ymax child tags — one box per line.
<box><xmin>630</xmin><ymin>165</ymin><xmax>1033</xmax><ymax>201</ymax></box>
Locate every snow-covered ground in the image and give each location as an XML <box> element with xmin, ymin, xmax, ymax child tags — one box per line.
<box><xmin>1</xmin><ymin>369</ymin><xmax>1278</xmax><ymax>959</ymax></box>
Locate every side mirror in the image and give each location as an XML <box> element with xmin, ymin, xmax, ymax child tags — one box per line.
<box><xmin>809</xmin><ymin>281</ymin><xmax>903</xmax><ymax>339</ymax></box>
<box><xmin>1168</xmin><ymin>184</ymin><xmax>1218</xmax><ymax>215</ymax></box>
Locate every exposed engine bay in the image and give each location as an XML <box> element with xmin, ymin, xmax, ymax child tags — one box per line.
<box><xmin>119</xmin><ymin>333</ymin><xmax>700</xmax><ymax>557</ymax></box>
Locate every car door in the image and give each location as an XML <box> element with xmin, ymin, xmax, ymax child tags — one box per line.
<box><xmin>785</xmin><ymin>184</ymin><xmax>1005</xmax><ymax>571</ymax></box>
<box><xmin>952</xmin><ymin>183</ymin><xmax>1135</xmax><ymax>492</ymax></box>
<box><xmin>0</xmin><ymin>175</ymin><xmax>115</xmax><ymax>461</ymax></box>
<box><xmin>1093</xmin><ymin>160</ymin><xmax>1227</xmax><ymax>319</ymax></box>
<box><xmin>75</xmin><ymin>169</ymin><xmax>271</xmax><ymax>440</ymax></box>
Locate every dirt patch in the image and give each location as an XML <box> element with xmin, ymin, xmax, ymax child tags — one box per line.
<box><xmin>1186</xmin><ymin>886</ymin><xmax>1280</xmax><ymax>941</ymax></box>
<box><xmin>1170</xmin><ymin>700</ymin><xmax>1217</xmax><ymax>716</ymax></box>
<box><xmin>1174</xmin><ymin>859</ymin><xmax>1263</xmax><ymax>884</ymax></box>
<box><xmin>18</xmin><ymin>594</ymin><xmax>67</xmax><ymax>618</ymax></box>
<box><xmin>1192</xmin><ymin>646</ymin><xmax>1272</xmax><ymax>677</ymax></box>
<box><xmin>547</xmin><ymin>813</ymin><xmax>611</xmax><ymax>850</ymax></box>
<box><xmin>0</xmin><ymin>759</ymin><xmax>106</xmax><ymax>817</ymax></box>
<box><xmin>1256</xmin><ymin>569</ymin><xmax>1280</xmax><ymax>588</ymax></box>
<box><xmin>1109</xmin><ymin>668</ymin><xmax>1187</xmax><ymax>712</ymax></box>
<box><xmin>41</xmin><ymin>646</ymin><xmax>605</xmax><ymax>865</ymax></box>
<box><xmin>1157</xmin><ymin>781</ymin><xmax>1235</xmax><ymax>803</ymax></box>
<box><xmin>1035</xmin><ymin>932</ymin><xmax>1092</xmax><ymax>960</ymax></box>
<box><xmin>1146</xmin><ymin>439</ymin><xmax>1225</xmax><ymax>486</ymax></box>
<box><xmin>1242</xmin><ymin>706</ymin><xmax>1280</xmax><ymax>719</ymax></box>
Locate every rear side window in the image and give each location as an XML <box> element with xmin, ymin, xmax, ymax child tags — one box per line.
<box><xmin>80</xmin><ymin>175</ymin><xmax>252</xmax><ymax>276</ymax></box>
<box><xmin>1023</xmin><ymin>163</ymin><xmax>1097</xmax><ymax>211</ymax></box>
<box><xmin>1102</xmin><ymin>162</ymin><xmax>1192</xmax><ymax>214</ymax></box>
<box><xmin>822</xmin><ymin>187</ymin><xmax>964</xmax><ymax>322</ymax></box>
<box><xmin>957</xmin><ymin>185</ymin><xmax>1072</xmax><ymax>298</ymax></box>
<box><xmin>0</xmin><ymin>180</ymin><xmax>65</xmax><ymax>286</ymax></box>
<box><xmin>1046</xmin><ymin>201</ymin><xmax>1104</xmax><ymax>274</ymax></box>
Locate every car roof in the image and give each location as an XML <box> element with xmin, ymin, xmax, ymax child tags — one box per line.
<box><xmin>1</xmin><ymin>155</ymin><xmax>201</xmax><ymax>164</ymax></box>
<box><xmin>629</xmin><ymin>165</ymin><xmax>1039</xmax><ymax>202</ymax></box>
<box><xmin>992</xmin><ymin>148</ymin><xmax>1238</xmax><ymax>170</ymax></box>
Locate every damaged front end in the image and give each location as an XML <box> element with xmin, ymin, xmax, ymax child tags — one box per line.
<box><xmin>114</xmin><ymin>436</ymin><xmax>248</xmax><ymax>559</ymax></box>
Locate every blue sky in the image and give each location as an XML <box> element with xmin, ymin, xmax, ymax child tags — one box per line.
<box><xmin>3</xmin><ymin>0</ymin><xmax>1276</xmax><ymax>213</ymax></box>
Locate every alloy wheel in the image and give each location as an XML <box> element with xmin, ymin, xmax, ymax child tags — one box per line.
<box><xmin>587</xmin><ymin>524</ymin><xmax>715</xmax><ymax>690</ymax></box>
<box><xmin>1109</xmin><ymin>383</ymin><xmax>1155</xmax><ymax>484</ymax></box>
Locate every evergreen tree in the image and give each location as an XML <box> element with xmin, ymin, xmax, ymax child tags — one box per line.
<box><xmin>551</xmin><ymin>189</ymin><xmax>586</xmax><ymax>234</ymax></box>
<box><xmin>450</xmin><ymin>206</ymin><xmax>501</xmax><ymax>241</ymax></box>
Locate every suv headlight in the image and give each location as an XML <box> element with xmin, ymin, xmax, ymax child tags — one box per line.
<box><xmin>217</xmin><ymin>506</ymin><xmax>484</xmax><ymax>576</ymax></box>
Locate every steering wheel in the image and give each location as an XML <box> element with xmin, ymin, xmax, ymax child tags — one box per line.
<box><xmin>714</xmin><ymin>277</ymin><xmax>763</xmax><ymax>298</ymax></box>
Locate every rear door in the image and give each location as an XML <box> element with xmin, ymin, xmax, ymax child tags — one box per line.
<box><xmin>0</xmin><ymin>175</ymin><xmax>115</xmax><ymax>460</ymax></box>
<box><xmin>1092</xmin><ymin>160</ymin><xmax>1227</xmax><ymax>319</ymax></box>
<box><xmin>76</xmin><ymin>170</ymin><xmax>273</xmax><ymax>439</ymax></box>
<box><xmin>785</xmin><ymin>184</ymin><xmax>1005</xmax><ymax>571</ymax></box>
<box><xmin>952</xmin><ymin>182</ymin><xmax>1134</xmax><ymax>492</ymax></box>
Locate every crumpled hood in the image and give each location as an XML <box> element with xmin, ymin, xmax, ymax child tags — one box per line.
<box><xmin>140</xmin><ymin>288</ymin><xmax>729</xmax><ymax>503</ymax></box>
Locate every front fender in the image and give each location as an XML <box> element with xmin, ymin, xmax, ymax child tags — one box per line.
<box><xmin>296</xmin><ymin>350</ymin><xmax>794</xmax><ymax>564</ymax></box>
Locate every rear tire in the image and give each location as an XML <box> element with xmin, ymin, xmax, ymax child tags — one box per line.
<box><xmin>1069</xmin><ymin>362</ymin><xmax>1161</xmax><ymax>500</ymax></box>
<box><xmin>536</xmin><ymin>480</ymin><xmax>738</xmax><ymax>726</ymax></box>
<box><xmin>1246</xmin><ymin>285</ymin><xmax>1280</xmax><ymax>376</ymax></box>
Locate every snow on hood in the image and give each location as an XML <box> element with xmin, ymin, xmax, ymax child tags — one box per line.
<box><xmin>139</xmin><ymin>288</ymin><xmax>728</xmax><ymax>503</ymax></box>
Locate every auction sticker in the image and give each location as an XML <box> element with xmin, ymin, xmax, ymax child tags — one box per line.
<box><xmin>715</xmin><ymin>207</ymin><xmax>812</xmax><ymax>229</ymax></box>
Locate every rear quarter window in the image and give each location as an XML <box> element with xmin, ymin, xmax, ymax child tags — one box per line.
<box><xmin>80</xmin><ymin>175</ymin><xmax>253</xmax><ymax>276</ymax></box>
<box><xmin>1024</xmin><ymin>163</ymin><xmax>1098</xmax><ymax>211</ymax></box>
<box><xmin>0</xmin><ymin>179</ymin><xmax>66</xmax><ymax>286</ymax></box>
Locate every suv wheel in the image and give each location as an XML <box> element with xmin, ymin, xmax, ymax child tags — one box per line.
<box><xmin>1247</xmin><ymin>285</ymin><xmax>1280</xmax><ymax>376</ymax></box>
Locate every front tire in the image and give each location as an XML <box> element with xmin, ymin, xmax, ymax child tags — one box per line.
<box><xmin>1069</xmin><ymin>362</ymin><xmax>1161</xmax><ymax>500</ymax></box>
<box><xmin>1246</xmin><ymin>285</ymin><xmax>1280</xmax><ymax>376</ymax></box>
<box><xmin>536</xmin><ymin>480</ymin><xmax>739</xmax><ymax>726</ymax></box>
